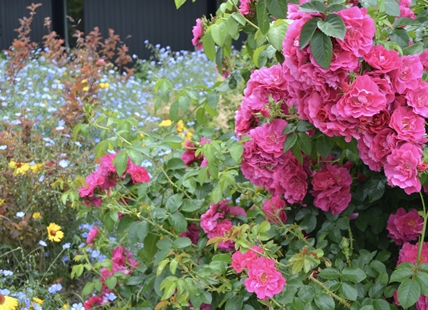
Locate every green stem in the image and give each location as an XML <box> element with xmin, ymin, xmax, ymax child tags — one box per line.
<box><xmin>417</xmin><ymin>191</ymin><xmax>427</xmax><ymax>265</ymax></box>
<box><xmin>309</xmin><ymin>273</ymin><xmax>351</xmax><ymax>309</ymax></box>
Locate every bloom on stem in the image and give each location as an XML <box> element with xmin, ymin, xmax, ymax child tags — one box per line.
<box><xmin>47</xmin><ymin>223</ymin><xmax>64</xmax><ymax>242</ymax></box>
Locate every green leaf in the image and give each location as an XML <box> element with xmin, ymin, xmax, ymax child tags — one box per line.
<box><xmin>383</xmin><ymin>0</ymin><xmax>400</xmax><ymax>16</ymax></box>
<box><xmin>128</xmin><ymin>221</ymin><xmax>149</xmax><ymax>244</ymax></box>
<box><xmin>316</xmin><ymin>135</ymin><xmax>333</xmax><ymax>158</ymax></box>
<box><xmin>310</xmin><ymin>31</ymin><xmax>332</xmax><ymax>69</ymax></box>
<box><xmin>82</xmin><ymin>281</ymin><xmax>94</xmax><ymax>297</ymax></box>
<box><xmin>267</xmin><ymin>22</ymin><xmax>288</xmax><ymax>51</ymax></box>
<box><xmin>232</xmin><ymin>12</ymin><xmax>246</xmax><ymax>26</ymax></box>
<box><xmin>298</xmin><ymin>132</ymin><xmax>312</xmax><ymax>155</ymax></box>
<box><xmin>415</xmin><ymin>272</ymin><xmax>428</xmax><ymax>296</ymax></box>
<box><xmin>174</xmin><ymin>0</ymin><xmax>186</xmax><ymax>9</ymax></box>
<box><xmin>166</xmin><ymin>158</ymin><xmax>186</xmax><ymax>170</ymax></box>
<box><xmin>113</xmin><ymin>150</ymin><xmax>128</xmax><ymax>177</ymax></box>
<box><xmin>128</xmin><ymin>149</ymin><xmax>144</xmax><ymax>165</ymax></box>
<box><xmin>211</xmin><ymin>23</ymin><xmax>228</xmax><ymax>47</ymax></box>
<box><xmin>140</xmin><ymin>233</ymin><xmax>160</xmax><ymax>263</ymax></box>
<box><xmin>403</xmin><ymin>42</ymin><xmax>424</xmax><ymax>55</ymax></box>
<box><xmin>225</xmin><ymin>296</ymin><xmax>244</xmax><ymax>310</ymax></box>
<box><xmin>298</xmin><ymin>286</ymin><xmax>315</xmax><ymax>302</ymax></box>
<box><xmin>225</xmin><ymin>18</ymin><xmax>239</xmax><ymax>39</ymax></box>
<box><xmin>318</xmin><ymin>268</ymin><xmax>340</xmax><ymax>280</ymax></box>
<box><xmin>341</xmin><ymin>283</ymin><xmax>358</xmax><ymax>301</ymax></box>
<box><xmin>342</xmin><ymin>267</ymin><xmax>367</xmax><ymax>283</ymax></box>
<box><xmin>314</xmin><ymin>293</ymin><xmax>335</xmax><ymax>310</ymax></box>
<box><xmin>230</xmin><ymin>144</ymin><xmax>244</xmax><ymax>163</ymax></box>
<box><xmin>203</xmin><ymin>30</ymin><xmax>216</xmax><ymax>61</ymax></box>
<box><xmin>196</xmin><ymin>107</ymin><xmax>206</xmax><ymax>125</ymax></box>
<box><xmin>181</xmin><ymin>199</ymin><xmax>204</xmax><ymax>212</ymax></box>
<box><xmin>169</xmin><ymin>212</ymin><xmax>187</xmax><ymax>233</ymax></box>
<box><xmin>390</xmin><ymin>267</ymin><xmax>414</xmax><ymax>282</ymax></box>
<box><xmin>299</xmin><ymin>1</ymin><xmax>326</xmax><ymax>12</ymax></box>
<box><xmin>174</xmin><ymin>237</ymin><xmax>192</xmax><ymax>248</ymax></box>
<box><xmin>166</xmin><ymin>194</ymin><xmax>183</xmax><ymax>212</ymax></box>
<box><xmin>253</xmin><ymin>45</ymin><xmax>268</xmax><ymax>68</ymax></box>
<box><xmin>161</xmin><ymin>280</ymin><xmax>177</xmax><ymax>300</ymax></box>
<box><xmin>291</xmin><ymin>143</ymin><xmax>304</xmax><ymax>165</ymax></box>
<box><xmin>284</xmin><ymin>133</ymin><xmax>298</xmax><ymax>152</ymax></box>
<box><xmin>300</xmin><ymin>18</ymin><xmax>321</xmax><ymax>49</ymax></box>
<box><xmin>178</xmin><ymin>95</ymin><xmax>190</xmax><ymax>112</ymax></box>
<box><xmin>257</xmin><ymin>0</ymin><xmax>270</xmax><ymax>34</ymax></box>
<box><xmin>326</xmin><ymin>4</ymin><xmax>347</xmax><ymax>12</ymax></box>
<box><xmin>297</xmin><ymin>120</ymin><xmax>314</xmax><ymax>132</ymax></box>
<box><xmin>106</xmin><ymin>276</ymin><xmax>117</xmax><ymax>290</ymax></box>
<box><xmin>317</xmin><ymin>14</ymin><xmax>346</xmax><ymax>40</ymax></box>
<box><xmin>389</xmin><ymin>28</ymin><xmax>410</xmax><ymax>49</ymax></box>
<box><xmin>127</xmin><ymin>276</ymin><xmax>143</xmax><ymax>286</ymax></box>
<box><xmin>212</xmin><ymin>186</ymin><xmax>223</xmax><ymax>203</ymax></box>
<box><xmin>365</xmin><ymin>178</ymin><xmax>385</xmax><ymax>203</ymax></box>
<box><xmin>169</xmin><ymin>101</ymin><xmax>179</xmax><ymax>121</ymax></box>
<box><xmin>398</xmin><ymin>279</ymin><xmax>420</xmax><ymax>308</ymax></box>
<box><xmin>266</xmin><ymin>0</ymin><xmax>288</xmax><ymax>18</ymax></box>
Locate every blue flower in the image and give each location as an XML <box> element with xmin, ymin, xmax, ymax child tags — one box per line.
<box><xmin>71</xmin><ymin>303</ymin><xmax>84</xmax><ymax>310</ymax></box>
<box><xmin>62</xmin><ymin>242</ymin><xmax>71</xmax><ymax>250</ymax></box>
<box><xmin>48</xmin><ymin>283</ymin><xmax>62</xmax><ymax>294</ymax></box>
<box><xmin>105</xmin><ymin>292</ymin><xmax>117</xmax><ymax>301</ymax></box>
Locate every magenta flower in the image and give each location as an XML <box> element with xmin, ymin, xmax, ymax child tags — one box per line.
<box><xmin>384</xmin><ymin>142</ymin><xmax>422</xmax><ymax>194</ymax></box>
<box><xmin>180</xmin><ymin>223</ymin><xmax>200</xmax><ymax>245</ymax></box>
<box><xmin>191</xmin><ymin>18</ymin><xmax>204</xmax><ymax>50</ymax></box>
<box><xmin>244</xmin><ymin>257</ymin><xmax>286</xmax><ymax>299</ymax></box>
<box><xmin>231</xmin><ymin>246</ymin><xmax>263</xmax><ymax>273</ymax></box>
<box><xmin>398</xmin><ymin>242</ymin><xmax>428</xmax><ymax>265</ymax></box>
<box><xmin>126</xmin><ymin>161</ymin><xmax>150</xmax><ymax>183</ymax></box>
<box><xmin>406</xmin><ymin>81</ymin><xmax>428</xmax><ymax>118</ymax></box>
<box><xmin>263</xmin><ymin>196</ymin><xmax>287</xmax><ymax>225</ymax></box>
<box><xmin>390</xmin><ymin>55</ymin><xmax>423</xmax><ymax>94</ymax></box>
<box><xmin>387</xmin><ymin>208</ymin><xmax>423</xmax><ymax>245</ymax></box>
<box><xmin>364</xmin><ymin>45</ymin><xmax>401</xmax><ymax>73</ymax></box>
<box><xmin>389</xmin><ymin>106</ymin><xmax>426</xmax><ymax>143</ymax></box>
<box><xmin>86</xmin><ymin>226</ymin><xmax>99</xmax><ymax>244</ymax></box>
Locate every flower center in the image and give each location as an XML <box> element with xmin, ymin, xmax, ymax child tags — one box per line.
<box><xmin>50</xmin><ymin>230</ymin><xmax>57</xmax><ymax>236</ymax></box>
<box><xmin>0</xmin><ymin>294</ymin><xmax>5</xmax><ymax>305</ymax></box>
<box><xmin>261</xmin><ymin>273</ymin><xmax>267</xmax><ymax>282</ymax></box>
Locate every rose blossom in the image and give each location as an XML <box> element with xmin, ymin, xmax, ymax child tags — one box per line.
<box><xmin>390</xmin><ymin>55</ymin><xmax>423</xmax><ymax>94</ymax></box>
<box><xmin>87</xmin><ymin>226</ymin><xmax>99</xmax><ymax>244</ymax></box>
<box><xmin>239</xmin><ymin>0</ymin><xmax>257</xmax><ymax>16</ymax></box>
<box><xmin>310</xmin><ymin>164</ymin><xmax>352</xmax><ymax>214</ymax></box>
<box><xmin>419</xmin><ymin>50</ymin><xmax>428</xmax><ymax>72</ymax></box>
<box><xmin>398</xmin><ymin>242</ymin><xmax>428</xmax><ymax>265</ymax></box>
<box><xmin>364</xmin><ymin>45</ymin><xmax>401</xmax><ymax>73</ymax></box>
<box><xmin>406</xmin><ymin>81</ymin><xmax>428</xmax><ymax>118</ymax></box>
<box><xmin>231</xmin><ymin>245</ymin><xmax>263</xmax><ymax>273</ymax></box>
<box><xmin>336</xmin><ymin>75</ymin><xmax>386</xmax><ymax>118</ymax></box>
<box><xmin>126</xmin><ymin>161</ymin><xmax>150</xmax><ymax>183</ymax></box>
<box><xmin>244</xmin><ymin>257</ymin><xmax>286</xmax><ymax>299</ymax></box>
<box><xmin>387</xmin><ymin>208</ymin><xmax>423</xmax><ymax>245</ymax></box>
<box><xmin>337</xmin><ymin>7</ymin><xmax>376</xmax><ymax>57</ymax></box>
<box><xmin>384</xmin><ymin>142</ymin><xmax>422</xmax><ymax>194</ymax></box>
<box><xmin>389</xmin><ymin>106</ymin><xmax>426</xmax><ymax>143</ymax></box>
<box><xmin>191</xmin><ymin>18</ymin><xmax>204</xmax><ymax>50</ymax></box>
<box><xmin>180</xmin><ymin>223</ymin><xmax>200</xmax><ymax>245</ymax></box>
<box><xmin>263</xmin><ymin>196</ymin><xmax>287</xmax><ymax>225</ymax></box>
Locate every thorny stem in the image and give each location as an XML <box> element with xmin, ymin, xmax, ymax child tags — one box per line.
<box><xmin>309</xmin><ymin>273</ymin><xmax>351</xmax><ymax>309</ymax></box>
<box><xmin>232</xmin><ymin>4</ymin><xmax>260</xmax><ymax>30</ymax></box>
<box><xmin>417</xmin><ymin>191</ymin><xmax>427</xmax><ymax>264</ymax></box>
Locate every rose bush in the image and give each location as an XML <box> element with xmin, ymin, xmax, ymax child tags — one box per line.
<box><xmin>67</xmin><ymin>0</ymin><xmax>428</xmax><ymax>309</ymax></box>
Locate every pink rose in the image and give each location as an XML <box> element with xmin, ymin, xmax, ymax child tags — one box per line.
<box><xmin>398</xmin><ymin>242</ymin><xmax>428</xmax><ymax>265</ymax></box>
<box><xmin>419</xmin><ymin>50</ymin><xmax>428</xmax><ymax>72</ymax></box>
<box><xmin>86</xmin><ymin>226</ymin><xmax>99</xmax><ymax>244</ymax></box>
<box><xmin>180</xmin><ymin>223</ymin><xmax>200</xmax><ymax>245</ymax></box>
<box><xmin>311</xmin><ymin>164</ymin><xmax>352</xmax><ymax>214</ymax></box>
<box><xmin>384</xmin><ymin>142</ymin><xmax>422</xmax><ymax>195</ymax></box>
<box><xmin>390</xmin><ymin>55</ymin><xmax>423</xmax><ymax>94</ymax></box>
<box><xmin>387</xmin><ymin>208</ymin><xmax>423</xmax><ymax>245</ymax></box>
<box><xmin>417</xmin><ymin>296</ymin><xmax>428</xmax><ymax>310</ymax></box>
<box><xmin>244</xmin><ymin>257</ymin><xmax>286</xmax><ymax>299</ymax></box>
<box><xmin>191</xmin><ymin>18</ymin><xmax>204</xmax><ymax>50</ymax></box>
<box><xmin>366</xmin><ymin>110</ymin><xmax>391</xmax><ymax>134</ymax></box>
<box><xmin>336</xmin><ymin>75</ymin><xmax>386</xmax><ymax>118</ymax></box>
<box><xmin>337</xmin><ymin>7</ymin><xmax>376</xmax><ymax>57</ymax></box>
<box><xmin>406</xmin><ymin>81</ymin><xmax>428</xmax><ymax>118</ymax></box>
<box><xmin>389</xmin><ymin>106</ymin><xmax>426</xmax><ymax>143</ymax></box>
<box><xmin>208</xmin><ymin>219</ymin><xmax>235</xmax><ymax>251</ymax></box>
<box><xmin>79</xmin><ymin>171</ymin><xmax>105</xmax><ymax>198</ymax></box>
<box><xmin>126</xmin><ymin>161</ymin><xmax>150</xmax><ymax>183</ymax></box>
<box><xmin>263</xmin><ymin>196</ymin><xmax>287</xmax><ymax>225</ymax></box>
<box><xmin>239</xmin><ymin>0</ymin><xmax>257</xmax><ymax>15</ymax></box>
<box><xmin>364</xmin><ymin>45</ymin><xmax>401</xmax><ymax>73</ymax></box>
<box><xmin>100</xmin><ymin>153</ymin><xmax>117</xmax><ymax>173</ymax></box>
<box><xmin>231</xmin><ymin>246</ymin><xmax>263</xmax><ymax>273</ymax></box>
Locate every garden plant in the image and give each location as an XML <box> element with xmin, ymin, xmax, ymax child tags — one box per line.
<box><xmin>2</xmin><ymin>0</ymin><xmax>428</xmax><ymax>309</ymax></box>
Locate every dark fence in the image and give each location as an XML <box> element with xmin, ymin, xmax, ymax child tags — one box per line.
<box><xmin>0</xmin><ymin>0</ymin><xmax>53</xmax><ymax>51</ymax></box>
<box><xmin>1</xmin><ymin>0</ymin><xmax>218</xmax><ymax>58</ymax></box>
<box><xmin>83</xmin><ymin>0</ymin><xmax>217</xmax><ymax>59</ymax></box>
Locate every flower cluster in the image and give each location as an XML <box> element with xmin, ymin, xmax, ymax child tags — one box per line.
<box><xmin>84</xmin><ymin>245</ymin><xmax>138</xmax><ymax>308</ymax></box>
<box><xmin>262</xmin><ymin>196</ymin><xmax>287</xmax><ymax>225</ymax></box>
<box><xmin>231</xmin><ymin>246</ymin><xmax>286</xmax><ymax>299</ymax></box>
<box><xmin>79</xmin><ymin>152</ymin><xmax>150</xmax><ymax>206</ymax></box>
<box><xmin>200</xmin><ymin>200</ymin><xmax>246</xmax><ymax>251</ymax></box>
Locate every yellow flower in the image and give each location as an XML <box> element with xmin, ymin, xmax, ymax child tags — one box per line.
<box><xmin>32</xmin><ymin>212</ymin><xmax>41</xmax><ymax>220</ymax></box>
<box><xmin>179</xmin><ymin>130</ymin><xmax>193</xmax><ymax>141</ymax></box>
<box><xmin>176</xmin><ymin>120</ymin><xmax>185</xmax><ymax>133</ymax></box>
<box><xmin>32</xmin><ymin>297</ymin><xmax>43</xmax><ymax>305</ymax></box>
<box><xmin>30</xmin><ymin>163</ymin><xmax>43</xmax><ymax>174</ymax></box>
<box><xmin>99</xmin><ymin>82</ymin><xmax>110</xmax><ymax>89</ymax></box>
<box><xmin>81</xmin><ymin>79</ymin><xmax>87</xmax><ymax>84</ymax></box>
<box><xmin>159</xmin><ymin>119</ymin><xmax>172</xmax><ymax>127</ymax></box>
<box><xmin>0</xmin><ymin>294</ymin><xmax>18</xmax><ymax>310</ymax></box>
<box><xmin>62</xmin><ymin>304</ymin><xmax>69</xmax><ymax>309</ymax></box>
<box><xmin>0</xmin><ymin>199</ymin><xmax>4</xmax><ymax>207</ymax></box>
<box><xmin>9</xmin><ymin>161</ymin><xmax>30</xmax><ymax>175</ymax></box>
<box><xmin>47</xmin><ymin>223</ymin><xmax>64</xmax><ymax>242</ymax></box>
<box><xmin>82</xmin><ymin>86</ymin><xmax>90</xmax><ymax>92</ymax></box>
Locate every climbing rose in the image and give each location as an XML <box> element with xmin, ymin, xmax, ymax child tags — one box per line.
<box><xmin>231</xmin><ymin>246</ymin><xmax>263</xmax><ymax>273</ymax></box>
<box><xmin>180</xmin><ymin>223</ymin><xmax>200</xmax><ymax>245</ymax></box>
<box><xmin>244</xmin><ymin>257</ymin><xmax>286</xmax><ymax>299</ymax></box>
<box><xmin>191</xmin><ymin>18</ymin><xmax>204</xmax><ymax>50</ymax></box>
<box><xmin>397</xmin><ymin>242</ymin><xmax>428</xmax><ymax>265</ymax></box>
<box><xmin>387</xmin><ymin>208</ymin><xmax>423</xmax><ymax>245</ymax></box>
<box><xmin>263</xmin><ymin>196</ymin><xmax>287</xmax><ymax>225</ymax></box>
<box><xmin>126</xmin><ymin>161</ymin><xmax>150</xmax><ymax>183</ymax></box>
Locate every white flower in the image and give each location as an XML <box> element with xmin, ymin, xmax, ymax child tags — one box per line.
<box><xmin>16</xmin><ymin>212</ymin><xmax>25</xmax><ymax>218</ymax></box>
<box><xmin>39</xmin><ymin>240</ymin><xmax>47</xmax><ymax>247</ymax></box>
